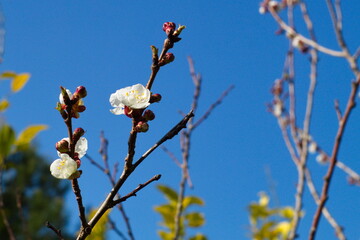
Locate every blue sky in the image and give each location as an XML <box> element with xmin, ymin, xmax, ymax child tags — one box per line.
<box><xmin>1</xmin><ymin>0</ymin><xmax>360</xmax><ymax>239</ymax></box>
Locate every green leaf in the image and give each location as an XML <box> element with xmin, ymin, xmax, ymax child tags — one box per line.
<box><xmin>248</xmin><ymin>203</ymin><xmax>271</xmax><ymax>220</ymax></box>
<box><xmin>0</xmin><ymin>99</ymin><xmax>10</xmax><ymax>112</ymax></box>
<box><xmin>273</xmin><ymin>221</ymin><xmax>291</xmax><ymax>239</ymax></box>
<box><xmin>0</xmin><ymin>71</ymin><xmax>17</xmax><ymax>79</ymax></box>
<box><xmin>0</xmin><ymin>124</ymin><xmax>16</xmax><ymax>159</ymax></box>
<box><xmin>11</xmin><ymin>73</ymin><xmax>31</xmax><ymax>92</ymax></box>
<box><xmin>183</xmin><ymin>196</ymin><xmax>204</xmax><ymax>209</ymax></box>
<box><xmin>185</xmin><ymin>212</ymin><xmax>205</xmax><ymax>228</ymax></box>
<box><xmin>279</xmin><ymin>207</ymin><xmax>295</xmax><ymax>220</ymax></box>
<box><xmin>157</xmin><ymin>184</ymin><xmax>178</xmax><ymax>202</ymax></box>
<box><xmin>87</xmin><ymin>208</ymin><xmax>110</xmax><ymax>240</ymax></box>
<box><xmin>189</xmin><ymin>234</ymin><xmax>208</xmax><ymax>240</ymax></box>
<box><xmin>158</xmin><ymin>230</ymin><xmax>173</xmax><ymax>240</ymax></box>
<box><xmin>15</xmin><ymin>125</ymin><xmax>48</xmax><ymax>147</ymax></box>
<box><xmin>154</xmin><ymin>204</ymin><xmax>176</xmax><ymax>229</ymax></box>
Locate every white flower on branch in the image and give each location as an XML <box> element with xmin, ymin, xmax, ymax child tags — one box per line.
<box><xmin>109</xmin><ymin>83</ymin><xmax>151</xmax><ymax>115</ymax></box>
<box><xmin>308</xmin><ymin>142</ymin><xmax>318</xmax><ymax>154</ymax></box>
<box><xmin>50</xmin><ymin>154</ymin><xmax>78</xmax><ymax>179</ymax></box>
<box><xmin>57</xmin><ymin>137</ymin><xmax>88</xmax><ymax>158</ymax></box>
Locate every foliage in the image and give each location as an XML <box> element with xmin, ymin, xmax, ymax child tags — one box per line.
<box><xmin>0</xmin><ymin>71</ymin><xmax>30</xmax><ymax>113</ymax></box>
<box><xmin>154</xmin><ymin>184</ymin><xmax>207</xmax><ymax>240</ymax></box>
<box><xmin>0</xmin><ymin>70</ymin><xmax>70</xmax><ymax>239</ymax></box>
<box><xmin>0</xmin><ymin>148</ymin><xmax>71</xmax><ymax>239</ymax></box>
<box><xmin>248</xmin><ymin>192</ymin><xmax>296</xmax><ymax>240</ymax></box>
<box><xmin>86</xmin><ymin>208</ymin><xmax>110</xmax><ymax>240</ymax></box>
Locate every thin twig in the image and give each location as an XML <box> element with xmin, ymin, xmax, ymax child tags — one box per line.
<box><xmin>75</xmin><ymin>111</ymin><xmax>194</xmax><ymax>240</ymax></box>
<box><xmin>87</xmin><ymin>132</ymin><xmax>135</xmax><ymax>240</ymax></box>
<box><xmin>161</xmin><ymin>146</ymin><xmax>182</xmax><ymax>167</ymax></box>
<box><xmin>289</xmin><ymin>1</ymin><xmax>319</xmax><ymax>237</ymax></box>
<box><xmin>133</xmin><ymin>110</ymin><xmax>194</xmax><ymax>169</ymax></box>
<box><xmin>309</xmin><ymin>0</ymin><xmax>360</xmax><ymax>238</ymax></box>
<box><xmin>192</xmin><ymin>85</ymin><xmax>235</xmax><ymax>130</ymax></box>
<box><xmin>334</xmin><ymin>100</ymin><xmax>342</xmax><ymax>122</ymax></box>
<box><xmin>46</xmin><ymin>221</ymin><xmax>65</xmax><ymax>240</ymax></box>
<box><xmin>112</xmin><ymin>175</ymin><xmax>161</xmax><ymax>205</ymax></box>
<box><xmin>268</xmin><ymin>6</ymin><xmax>345</xmax><ymax>57</ymax></box>
<box><xmin>108</xmin><ymin>217</ymin><xmax>128</xmax><ymax>240</ymax></box>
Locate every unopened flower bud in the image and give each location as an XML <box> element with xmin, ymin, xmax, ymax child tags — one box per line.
<box><xmin>135</xmin><ymin>121</ymin><xmax>149</xmax><ymax>133</ymax></box>
<box><xmin>163</xmin><ymin>22</ymin><xmax>176</xmax><ymax>35</ymax></box>
<box><xmin>77</xmin><ymin>105</ymin><xmax>86</xmax><ymax>113</ymax></box>
<box><xmin>60</xmin><ymin>86</ymin><xmax>71</xmax><ymax>106</ymax></box>
<box><xmin>56</xmin><ymin>139</ymin><xmax>69</xmax><ymax>153</ymax></box>
<box><xmin>150</xmin><ymin>94</ymin><xmax>162</xmax><ymax>103</ymax></box>
<box><xmin>316</xmin><ymin>153</ymin><xmax>328</xmax><ymax>164</ymax></box>
<box><xmin>159</xmin><ymin>53</ymin><xmax>175</xmax><ymax>66</ymax></box>
<box><xmin>143</xmin><ymin>110</ymin><xmax>155</xmax><ymax>121</ymax></box>
<box><xmin>73</xmin><ymin>127</ymin><xmax>85</xmax><ymax>143</ymax></box>
<box><xmin>73</xmin><ymin>86</ymin><xmax>87</xmax><ymax>99</ymax></box>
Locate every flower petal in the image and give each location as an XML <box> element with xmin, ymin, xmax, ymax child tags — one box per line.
<box><xmin>109</xmin><ymin>84</ymin><xmax>150</xmax><ymax>113</ymax></box>
<box><xmin>50</xmin><ymin>154</ymin><xmax>77</xmax><ymax>179</ymax></box>
<box><xmin>75</xmin><ymin>137</ymin><xmax>88</xmax><ymax>158</ymax></box>
<box><xmin>59</xmin><ymin>89</ymin><xmax>72</xmax><ymax>104</ymax></box>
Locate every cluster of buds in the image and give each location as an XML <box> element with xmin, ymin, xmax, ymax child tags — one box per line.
<box><xmin>51</xmin><ymin>127</ymin><xmax>87</xmax><ymax>179</ymax></box>
<box><xmin>307</xmin><ymin>141</ymin><xmax>329</xmax><ymax>164</ymax></box>
<box><xmin>259</xmin><ymin>1</ymin><xmax>283</xmax><ymax>14</ymax></box>
<box><xmin>161</xmin><ymin>22</ymin><xmax>185</xmax><ymax>60</ymax></box>
<box><xmin>259</xmin><ymin>0</ymin><xmax>299</xmax><ymax>14</ymax></box>
<box><xmin>56</xmin><ymin>86</ymin><xmax>87</xmax><ymax>119</ymax></box>
<box><xmin>162</xmin><ymin>21</ymin><xmax>185</xmax><ymax>40</ymax></box>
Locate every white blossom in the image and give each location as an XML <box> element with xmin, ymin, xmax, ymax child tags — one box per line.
<box><xmin>109</xmin><ymin>84</ymin><xmax>151</xmax><ymax>115</ymax></box>
<box><xmin>59</xmin><ymin>89</ymin><xmax>72</xmax><ymax>104</ymax></box>
<box><xmin>308</xmin><ymin>142</ymin><xmax>317</xmax><ymax>154</ymax></box>
<box><xmin>57</xmin><ymin>137</ymin><xmax>88</xmax><ymax>158</ymax></box>
<box><xmin>50</xmin><ymin>154</ymin><xmax>78</xmax><ymax>179</ymax></box>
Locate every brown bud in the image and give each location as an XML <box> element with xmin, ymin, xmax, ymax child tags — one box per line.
<box><xmin>73</xmin><ymin>127</ymin><xmax>85</xmax><ymax>143</ymax></box>
<box><xmin>150</xmin><ymin>94</ymin><xmax>162</xmax><ymax>103</ymax></box>
<box><xmin>135</xmin><ymin>121</ymin><xmax>149</xmax><ymax>133</ymax></box>
<box><xmin>143</xmin><ymin>110</ymin><xmax>155</xmax><ymax>121</ymax></box>
<box><xmin>77</xmin><ymin>105</ymin><xmax>86</xmax><ymax>113</ymax></box>
<box><xmin>56</xmin><ymin>139</ymin><xmax>69</xmax><ymax>153</ymax></box>
<box><xmin>73</xmin><ymin>86</ymin><xmax>87</xmax><ymax>99</ymax></box>
<box><xmin>159</xmin><ymin>53</ymin><xmax>175</xmax><ymax>66</ymax></box>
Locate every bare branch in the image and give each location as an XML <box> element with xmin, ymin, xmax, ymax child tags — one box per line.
<box><xmin>46</xmin><ymin>221</ymin><xmax>65</xmax><ymax>240</ymax></box>
<box><xmin>268</xmin><ymin>6</ymin><xmax>345</xmax><ymax>57</ymax></box>
<box><xmin>192</xmin><ymin>85</ymin><xmax>235</xmax><ymax>130</ymax></box>
<box><xmin>112</xmin><ymin>175</ymin><xmax>161</xmax><ymax>205</ymax></box>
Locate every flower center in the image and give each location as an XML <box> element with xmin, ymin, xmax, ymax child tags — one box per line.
<box><xmin>57</xmin><ymin>159</ymin><xmax>66</xmax><ymax>170</ymax></box>
<box><xmin>125</xmin><ymin>90</ymin><xmax>146</xmax><ymax>103</ymax></box>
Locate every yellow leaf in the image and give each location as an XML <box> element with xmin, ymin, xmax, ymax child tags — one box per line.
<box><xmin>258</xmin><ymin>192</ymin><xmax>269</xmax><ymax>207</ymax></box>
<box><xmin>15</xmin><ymin>125</ymin><xmax>48</xmax><ymax>146</ymax></box>
<box><xmin>0</xmin><ymin>71</ymin><xmax>17</xmax><ymax>79</ymax></box>
<box><xmin>11</xmin><ymin>73</ymin><xmax>31</xmax><ymax>92</ymax></box>
<box><xmin>274</xmin><ymin>221</ymin><xmax>292</xmax><ymax>239</ymax></box>
<box><xmin>0</xmin><ymin>99</ymin><xmax>9</xmax><ymax>112</ymax></box>
<box><xmin>87</xmin><ymin>208</ymin><xmax>110</xmax><ymax>240</ymax></box>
